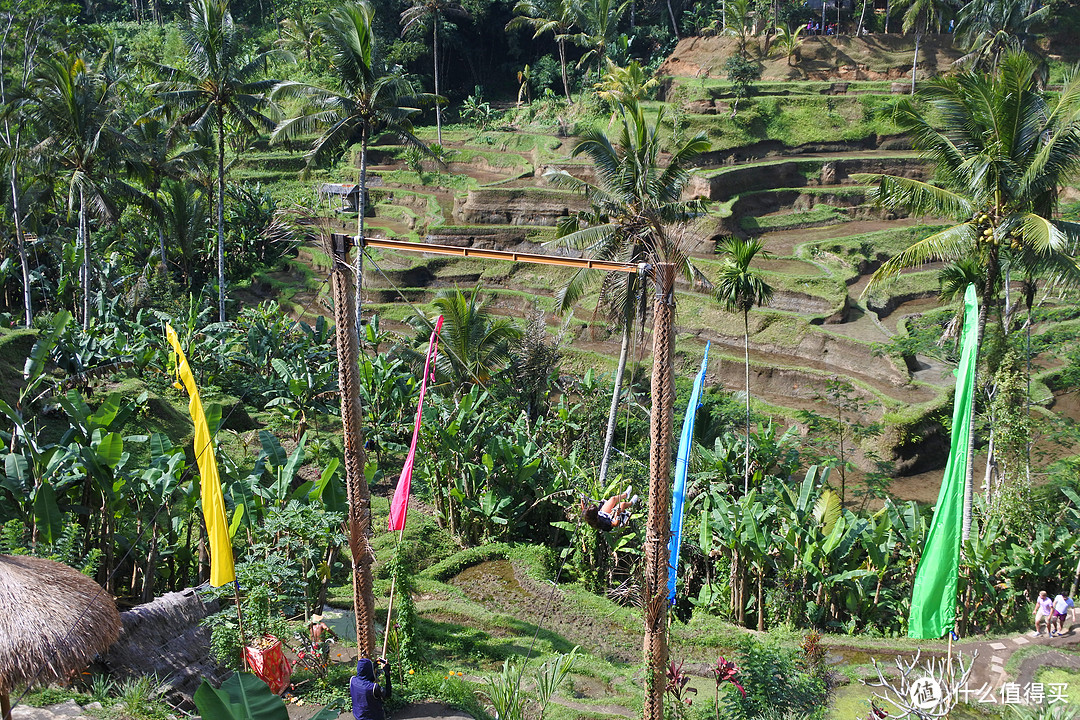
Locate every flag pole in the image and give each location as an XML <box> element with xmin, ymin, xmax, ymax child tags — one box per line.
<box><xmin>947</xmin><ymin>630</ymin><xmax>952</xmax><ymax>678</ymax></box>
<box><xmin>381</xmin><ymin>527</ymin><xmax>406</xmax><ymax>659</ymax></box>
<box><xmin>234</xmin><ymin>579</ymin><xmax>250</xmax><ymax>670</ymax></box>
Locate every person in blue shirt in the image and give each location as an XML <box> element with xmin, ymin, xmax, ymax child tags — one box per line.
<box><xmin>351</xmin><ymin>658</ymin><xmax>391</xmax><ymax>720</ymax></box>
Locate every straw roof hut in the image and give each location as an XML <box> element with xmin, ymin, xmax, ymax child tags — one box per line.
<box><xmin>0</xmin><ymin>555</ymin><xmax>121</xmax><ymax>717</ymax></box>
<box><xmin>101</xmin><ymin>588</ymin><xmax>227</xmax><ymax>706</ymax></box>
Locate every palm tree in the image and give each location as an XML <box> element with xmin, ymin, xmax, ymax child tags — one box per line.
<box><xmin>400</xmin><ymin>0</ymin><xmax>471</xmax><ymax>146</ymax></box>
<box><xmin>154</xmin><ymin>0</ymin><xmax>282</xmax><ymax>322</ymax></box>
<box><xmin>726</xmin><ymin>0</ymin><xmax>753</xmax><ymax>58</ymax></box>
<box><xmin>567</xmin><ymin>0</ymin><xmax>629</xmax><ymax>82</ymax></box>
<box><xmin>126</xmin><ymin>117</ymin><xmax>207</xmax><ymax>266</ymax></box>
<box><xmin>506</xmin><ymin>0</ymin><xmax>580</xmax><ymax>101</ymax></box>
<box><xmin>897</xmin><ymin>0</ymin><xmax>950</xmax><ymax>94</ymax></box>
<box><xmin>544</xmin><ymin>100</ymin><xmax>711</xmax><ymax>488</ymax></box>
<box><xmin>157</xmin><ymin>178</ymin><xmax>210</xmax><ymax>286</ymax></box>
<box><xmin>421</xmin><ymin>285</ymin><xmax>523</xmax><ymax>388</ymax></box>
<box><xmin>862</xmin><ymin>52</ymin><xmax>1080</xmax><ymax>540</ymax></box>
<box><xmin>772</xmin><ymin>24</ymin><xmax>803</xmax><ymax>66</ymax></box>
<box><xmin>29</xmin><ymin>52</ymin><xmax>141</xmax><ymax>329</ymax></box>
<box><xmin>277</xmin><ymin>11</ymin><xmax>322</xmax><ymax>63</ymax></box>
<box><xmin>272</xmin><ymin>0</ymin><xmax>431</xmax><ymax>334</ymax></box>
<box><xmin>955</xmin><ymin>0</ymin><xmax>1048</xmax><ymax>71</ymax></box>
<box><xmin>714</xmin><ymin>237</ymin><xmax>773</xmax><ymax>495</ymax></box>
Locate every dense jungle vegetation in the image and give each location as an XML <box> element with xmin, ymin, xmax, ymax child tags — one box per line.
<box><xmin>4</xmin><ymin>0</ymin><xmax>1080</xmax><ymax>717</ymax></box>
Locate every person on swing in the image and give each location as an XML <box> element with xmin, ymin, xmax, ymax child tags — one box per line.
<box><xmin>582</xmin><ymin>488</ymin><xmax>639</xmax><ymax>531</ymax></box>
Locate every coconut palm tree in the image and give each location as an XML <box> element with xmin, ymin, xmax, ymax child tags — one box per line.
<box><xmin>156</xmin><ymin>178</ymin><xmax>210</xmax><ymax>286</ymax></box>
<box><xmin>955</xmin><ymin>0</ymin><xmax>1048</xmax><ymax>71</ymax></box>
<box><xmin>714</xmin><ymin>237</ymin><xmax>773</xmax><ymax>495</ymax></box>
<box><xmin>154</xmin><ymin>0</ymin><xmax>282</xmax><ymax>322</ymax></box>
<box><xmin>772</xmin><ymin>24</ymin><xmax>803</xmax><ymax>66</ymax></box>
<box><xmin>272</xmin><ymin>0</ymin><xmax>431</xmax><ymax>334</ymax></box>
<box><xmin>862</xmin><ymin>52</ymin><xmax>1080</xmax><ymax>540</ymax></box>
<box><xmin>897</xmin><ymin>0</ymin><xmax>951</xmax><ymax>94</ymax></box>
<box><xmin>418</xmin><ymin>285</ymin><xmax>523</xmax><ymax>388</ymax></box>
<box><xmin>29</xmin><ymin>52</ymin><xmax>141</xmax><ymax>329</ymax></box>
<box><xmin>506</xmin><ymin>0</ymin><xmax>581</xmax><ymax>101</ymax></box>
<box><xmin>126</xmin><ymin>117</ymin><xmax>208</xmax><ymax>267</ymax></box>
<box><xmin>567</xmin><ymin>0</ymin><xmax>629</xmax><ymax>82</ymax></box>
<box><xmin>400</xmin><ymin>0</ymin><xmax>471</xmax><ymax>146</ymax></box>
<box><xmin>544</xmin><ymin>100</ymin><xmax>711</xmax><ymax>488</ymax></box>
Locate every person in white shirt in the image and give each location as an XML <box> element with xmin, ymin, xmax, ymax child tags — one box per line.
<box><xmin>1035</xmin><ymin>591</ymin><xmax>1054</xmax><ymax>636</ymax></box>
<box><xmin>1050</xmin><ymin>594</ymin><xmax>1074</xmax><ymax>636</ymax></box>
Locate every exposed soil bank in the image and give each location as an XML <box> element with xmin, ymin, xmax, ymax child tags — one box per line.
<box><xmin>659</xmin><ymin>35</ymin><xmax>965</xmax><ymax>82</ymax></box>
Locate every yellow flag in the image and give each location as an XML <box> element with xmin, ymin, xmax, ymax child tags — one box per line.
<box><xmin>166</xmin><ymin>324</ymin><xmax>236</xmax><ymax>587</ymax></box>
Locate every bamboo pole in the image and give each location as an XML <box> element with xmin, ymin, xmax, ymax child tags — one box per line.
<box><xmin>381</xmin><ymin>528</ymin><xmax>406</xmax><ymax>659</ymax></box>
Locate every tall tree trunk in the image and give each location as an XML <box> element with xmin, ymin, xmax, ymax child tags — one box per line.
<box><xmin>982</xmin><ymin>426</ymin><xmax>996</xmax><ymax>504</ymax></box>
<box><xmin>1025</xmin><ymin>294</ymin><xmax>1032</xmax><ymax>485</ymax></box>
<box><xmin>743</xmin><ymin>310</ymin><xmax>751</xmax><ymax>494</ymax></box>
<box><xmin>80</xmin><ymin>187</ymin><xmax>89</xmax><ymax>330</ymax></box>
<box><xmin>142</xmin><ymin>523</ymin><xmax>158</xmax><ymax>602</ymax></box>
<box><xmin>643</xmin><ymin>263</ymin><xmax>675</xmax><ymax>720</ymax></box>
<box><xmin>433</xmin><ymin>17</ymin><xmax>442</xmax><ymax>146</ymax></box>
<box><xmin>558</xmin><ymin>39</ymin><xmax>571</xmax><ymax>101</ymax></box>
<box><xmin>963</xmin><ymin>255</ymin><xmax>997</xmax><ymax>543</ymax></box>
<box><xmin>756</xmin><ymin>565</ymin><xmax>765</xmax><ymax>631</ymax></box>
<box><xmin>356</xmin><ymin>131</ymin><xmax>368</xmax><ymax>334</ymax></box>
<box><xmin>598</xmin><ymin>299</ymin><xmax>634</xmax><ymax>488</ymax></box>
<box><xmin>738</xmin><ymin>555</ymin><xmax>748</xmax><ymax>626</ymax></box>
<box><xmin>158</xmin><ymin>226</ymin><xmax>167</xmax><ymax>267</ymax></box>
<box><xmin>856</xmin><ymin>0</ymin><xmax>867</xmax><ymax>36</ymax></box>
<box><xmin>331</xmin><ymin>236</ymin><xmax>376</xmax><ymax>657</ymax></box>
<box><xmin>666</xmin><ymin>0</ymin><xmax>680</xmax><ymax>37</ymax></box>
<box><xmin>910</xmin><ymin>31</ymin><xmax>920</xmax><ymax>94</ymax></box>
<box><xmin>216</xmin><ymin>106</ymin><xmax>227</xmax><ymax>323</ymax></box>
<box><xmin>9</xmin><ymin>159</ymin><xmax>31</xmax><ymax>327</ymax></box>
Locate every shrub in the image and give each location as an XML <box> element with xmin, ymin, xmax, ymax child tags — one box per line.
<box><xmin>720</xmin><ymin>635</ymin><xmax>828</xmax><ymax>720</ymax></box>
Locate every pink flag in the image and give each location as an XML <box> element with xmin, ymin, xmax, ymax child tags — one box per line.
<box><xmin>388</xmin><ymin>315</ymin><xmax>444</xmax><ymax>531</ymax></box>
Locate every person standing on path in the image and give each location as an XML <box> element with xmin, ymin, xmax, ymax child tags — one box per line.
<box><xmin>1050</xmin><ymin>594</ymin><xmax>1074</xmax><ymax>636</ymax></box>
<box><xmin>352</xmin><ymin>658</ymin><xmax>392</xmax><ymax>720</ymax></box>
<box><xmin>1034</xmin><ymin>591</ymin><xmax>1054</xmax><ymax>636</ymax></box>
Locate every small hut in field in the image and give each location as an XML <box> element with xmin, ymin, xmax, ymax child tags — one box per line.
<box><xmin>0</xmin><ymin>555</ymin><xmax>122</xmax><ymax>720</ymax></box>
<box><xmin>101</xmin><ymin>589</ymin><xmax>227</xmax><ymax>706</ymax></box>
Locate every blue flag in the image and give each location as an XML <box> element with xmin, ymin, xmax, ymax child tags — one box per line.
<box><xmin>668</xmin><ymin>343</ymin><xmax>710</xmax><ymax>605</ymax></box>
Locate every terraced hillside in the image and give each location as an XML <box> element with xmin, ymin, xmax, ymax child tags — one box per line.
<box><xmin>248</xmin><ymin>93</ymin><xmax>1080</xmax><ymax>502</ymax></box>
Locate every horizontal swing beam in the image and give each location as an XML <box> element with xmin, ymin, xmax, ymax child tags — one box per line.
<box><xmin>330</xmin><ymin>233</ymin><xmax>644</xmax><ymax>274</ymax></box>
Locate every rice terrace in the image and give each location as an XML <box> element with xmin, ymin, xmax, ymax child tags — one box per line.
<box><xmin>4</xmin><ymin>0</ymin><xmax>1080</xmax><ymax>719</ymax></box>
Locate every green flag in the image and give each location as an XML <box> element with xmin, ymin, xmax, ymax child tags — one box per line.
<box><xmin>908</xmin><ymin>284</ymin><xmax>978</xmax><ymax>639</ymax></box>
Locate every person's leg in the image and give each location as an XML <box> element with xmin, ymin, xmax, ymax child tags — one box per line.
<box><xmin>600</xmin><ymin>493</ymin><xmax>625</xmax><ymax>515</ymax></box>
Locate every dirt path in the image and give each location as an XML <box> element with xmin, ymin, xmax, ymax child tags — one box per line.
<box><xmin>948</xmin><ymin>621</ymin><xmax>1080</xmax><ymax>693</ymax></box>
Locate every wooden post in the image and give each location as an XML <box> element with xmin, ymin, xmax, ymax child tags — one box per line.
<box><xmin>2</xmin><ymin>690</ymin><xmax>12</xmax><ymax>720</ymax></box>
<box><xmin>643</xmin><ymin>263</ymin><xmax>676</xmax><ymax>720</ymax></box>
<box><xmin>330</xmin><ymin>233</ymin><xmax>376</xmax><ymax>658</ymax></box>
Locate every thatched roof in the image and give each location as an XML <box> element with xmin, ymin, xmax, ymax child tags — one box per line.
<box><xmin>101</xmin><ymin>589</ymin><xmax>227</xmax><ymax>706</ymax></box>
<box><xmin>0</xmin><ymin>555</ymin><xmax>122</xmax><ymax>694</ymax></box>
